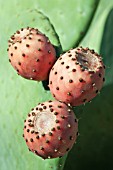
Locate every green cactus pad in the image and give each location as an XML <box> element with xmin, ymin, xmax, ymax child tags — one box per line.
<box><xmin>16</xmin><ymin>9</ymin><xmax>60</xmax><ymax>47</ymax></box>
<box><xmin>65</xmin><ymin>0</ymin><xmax>113</xmax><ymax>169</ymax></box>
<box><xmin>37</xmin><ymin>0</ymin><xmax>99</xmax><ymax>51</ymax></box>
<box><xmin>0</xmin><ymin>1</ymin><xmax>63</xmax><ymax>170</ymax></box>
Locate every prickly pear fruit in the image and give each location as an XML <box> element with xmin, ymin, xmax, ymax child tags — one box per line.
<box><xmin>23</xmin><ymin>100</ymin><xmax>78</xmax><ymax>159</ymax></box>
<box><xmin>7</xmin><ymin>27</ymin><xmax>56</xmax><ymax>81</ymax></box>
<box><xmin>49</xmin><ymin>47</ymin><xmax>105</xmax><ymax>106</ymax></box>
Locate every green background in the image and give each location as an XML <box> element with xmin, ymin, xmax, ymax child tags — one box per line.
<box><xmin>0</xmin><ymin>0</ymin><xmax>113</xmax><ymax>170</ymax></box>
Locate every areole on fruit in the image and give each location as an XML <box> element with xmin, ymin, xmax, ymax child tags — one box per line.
<box><xmin>49</xmin><ymin>46</ymin><xmax>105</xmax><ymax>106</ymax></box>
<box><xmin>23</xmin><ymin>100</ymin><xmax>78</xmax><ymax>159</ymax></box>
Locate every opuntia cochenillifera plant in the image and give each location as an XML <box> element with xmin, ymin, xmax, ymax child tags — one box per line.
<box><xmin>49</xmin><ymin>47</ymin><xmax>105</xmax><ymax>106</ymax></box>
<box><xmin>8</xmin><ymin>27</ymin><xmax>56</xmax><ymax>81</ymax></box>
<box><xmin>3</xmin><ymin>0</ymin><xmax>112</xmax><ymax>170</ymax></box>
<box><xmin>23</xmin><ymin>100</ymin><xmax>78</xmax><ymax>159</ymax></box>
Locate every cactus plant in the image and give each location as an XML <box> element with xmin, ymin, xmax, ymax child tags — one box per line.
<box><xmin>1</xmin><ymin>0</ymin><xmax>113</xmax><ymax>170</ymax></box>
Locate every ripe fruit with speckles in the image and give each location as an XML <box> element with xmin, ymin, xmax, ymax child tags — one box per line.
<box><xmin>49</xmin><ymin>47</ymin><xmax>105</xmax><ymax>106</ymax></box>
<box><xmin>23</xmin><ymin>100</ymin><xmax>78</xmax><ymax>159</ymax></box>
<box><xmin>8</xmin><ymin>27</ymin><xmax>56</xmax><ymax>81</ymax></box>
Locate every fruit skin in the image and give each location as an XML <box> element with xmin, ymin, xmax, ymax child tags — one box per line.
<box><xmin>49</xmin><ymin>47</ymin><xmax>105</xmax><ymax>106</ymax></box>
<box><xmin>8</xmin><ymin>27</ymin><xmax>56</xmax><ymax>81</ymax></box>
<box><xmin>23</xmin><ymin>100</ymin><xmax>78</xmax><ymax>159</ymax></box>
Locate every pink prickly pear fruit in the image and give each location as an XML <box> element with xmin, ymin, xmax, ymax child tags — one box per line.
<box><xmin>49</xmin><ymin>47</ymin><xmax>105</xmax><ymax>106</ymax></box>
<box><xmin>7</xmin><ymin>27</ymin><xmax>56</xmax><ymax>81</ymax></box>
<box><xmin>23</xmin><ymin>100</ymin><xmax>78</xmax><ymax>159</ymax></box>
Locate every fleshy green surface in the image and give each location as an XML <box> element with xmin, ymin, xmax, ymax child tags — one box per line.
<box><xmin>65</xmin><ymin>0</ymin><xmax>113</xmax><ymax>169</ymax></box>
<box><xmin>0</xmin><ymin>0</ymin><xmax>113</xmax><ymax>170</ymax></box>
<box><xmin>16</xmin><ymin>9</ymin><xmax>60</xmax><ymax>47</ymax></box>
<box><xmin>37</xmin><ymin>0</ymin><xmax>99</xmax><ymax>51</ymax></box>
<box><xmin>0</xmin><ymin>1</ymin><xmax>63</xmax><ymax>170</ymax></box>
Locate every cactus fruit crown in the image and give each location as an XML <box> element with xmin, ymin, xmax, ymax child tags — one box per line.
<box><xmin>23</xmin><ymin>101</ymin><xmax>78</xmax><ymax>159</ymax></box>
<box><xmin>75</xmin><ymin>48</ymin><xmax>101</xmax><ymax>71</ymax></box>
<box><xmin>34</xmin><ymin>110</ymin><xmax>56</xmax><ymax>136</ymax></box>
<box><xmin>8</xmin><ymin>27</ymin><xmax>56</xmax><ymax>81</ymax></box>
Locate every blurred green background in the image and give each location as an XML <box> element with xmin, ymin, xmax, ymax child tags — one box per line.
<box><xmin>0</xmin><ymin>0</ymin><xmax>113</xmax><ymax>170</ymax></box>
